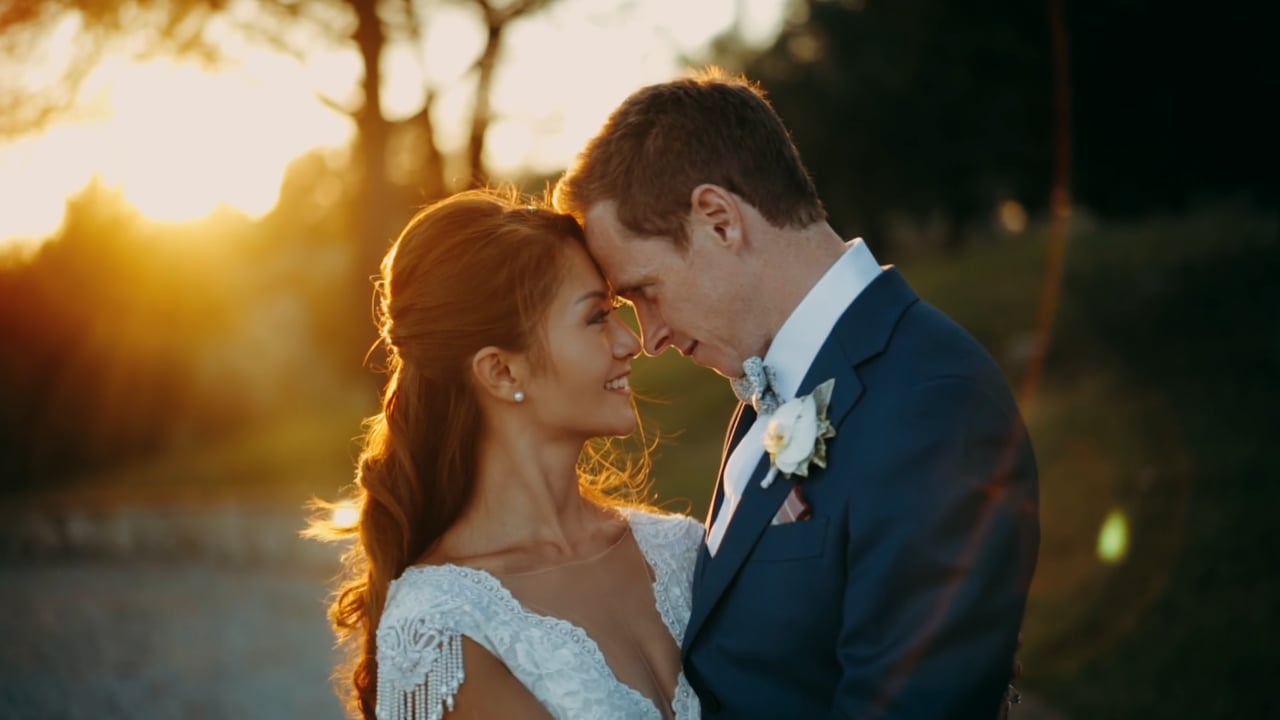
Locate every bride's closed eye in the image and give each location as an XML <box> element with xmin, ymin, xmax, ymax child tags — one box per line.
<box><xmin>588</xmin><ymin>305</ymin><xmax>614</xmax><ymax>325</ymax></box>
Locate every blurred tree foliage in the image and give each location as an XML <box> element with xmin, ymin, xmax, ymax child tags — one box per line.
<box><xmin>735</xmin><ymin>0</ymin><xmax>1053</xmax><ymax>254</ymax></box>
<box><xmin>0</xmin><ymin>155</ymin><xmax>357</xmax><ymax>487</ymax></box>
<box><xmin>722</xmin><ymin>0</ymin><xmax>1272</xmax><ymax>256</ymax></box>
<box><xmin>2</xmin><ymin>0</ymin><xmax>1272</xmax><ymax>487</ymax></box>
<box><xmin>0</xmin><ymin>0</ymin><xmax>556</xmax><ymax>268</ymax></box>
<box><xmin>0</xmin><ymin>0</ymin><xmax>559</xmax><ymax>486</ymax></box>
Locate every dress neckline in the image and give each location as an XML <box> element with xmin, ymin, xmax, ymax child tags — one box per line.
<box><xmin>392</xmin><ymin>510</ymin><xmax>688</xmax><ymax>719</ymax></box>
<box><xmin>494</xmin><ymin>525</ymin><xmax>631</xmax><ymax>577</ymax></box>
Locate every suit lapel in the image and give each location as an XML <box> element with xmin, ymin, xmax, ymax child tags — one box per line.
<box><xmin>684</xmin><ymin>448</ymin><xmax>792</xmax><ymax>648</ymax></box>
<box><xmin>684</xmin><ymin>268</ymin><xmax>920</xmax><ymax>650</ymax></box>
<box><xmin>684</xmin><ymin>350</ymin><xmax>860</xmax><ymax>648</ymax></box>
<box><xmin>704</xmin><ymin>403</ymin><xmax>756</xmax><ymax>530</ymax></box>
<box><xmin>695</xmin><ymin>402</ymin><xmax>755</xmax><ymax>586</ymax></box>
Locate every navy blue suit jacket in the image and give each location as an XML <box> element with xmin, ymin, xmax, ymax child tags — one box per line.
<box><xmin>681</xmin><ymin>269</ymin><xmax>1040</xmax><ymax>719</ymax></box>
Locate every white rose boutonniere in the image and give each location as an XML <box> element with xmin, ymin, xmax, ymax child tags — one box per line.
<box><xmin>760</xmin><ymin>378</ymin><xmax>837</xmax><ymax>489</ymax></box>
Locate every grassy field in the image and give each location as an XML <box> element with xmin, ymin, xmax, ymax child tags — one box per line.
<box><xmin>905</xmin><ymin>206</ymin><xmax>1278</xmax><ymax>718</ymax></box>
<box><xmin>59</xmin><ymin>205</ymin><xmax>1276</xmax><ymax>718</ymax></box>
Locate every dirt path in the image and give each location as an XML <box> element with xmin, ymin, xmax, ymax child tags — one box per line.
<box><xmin>0</xmin><ymin>499</ymin><xmax>348</xmax><ymax>719</ymax></box>
<box><xmin>0</xmin><ymin>560</ymin><xmax>346</xmax><ymax>719</ymax></box>
<box><xmin>0</xmin><ymin>501</ymin><xmax>1066</xmax><ymax>719</ymax></box>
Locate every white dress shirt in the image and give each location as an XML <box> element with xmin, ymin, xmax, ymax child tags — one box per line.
<box><xmin>705</xmin><ymin>239</ymin><xmax>883</xmax><ymax>556</ymax></box>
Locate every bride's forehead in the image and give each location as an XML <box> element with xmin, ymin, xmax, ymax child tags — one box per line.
<box><xmin>557</xmin><ymin>244</ymin><xmax>607</xmax><ymax>288</ymax></box>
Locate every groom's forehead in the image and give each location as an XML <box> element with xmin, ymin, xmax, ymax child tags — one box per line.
<box><xmin>582</xmin><ymin>201</ymin><xmax>686</xmax><ymax>285</ymax></box>
<box><xmin>583</xmin><ymin>204</ymin><xmax>638</xmax><ymax>263</ymax></box>
<box><xmin>583</xmin><ymin>201</ymin><xmax>628</xmax><ymax>240</ymax></box>
<box><xmin>584</xmin><ymin>203</ymin><xmax>676</xmax><ymax>253</ymax></box>
<box><xmin>587</xmin><ymin>244</ymin><xmax>650</xmax><ymax>297</ymax></box>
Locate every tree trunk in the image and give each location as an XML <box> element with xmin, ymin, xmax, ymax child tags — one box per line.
<box><xmin>468</xmin><ymin>23</ymin><xmax>502</xmax><ymax>188</ymax></box>
<box><xmin>403</xmin><ymin>94</ymin><xmax>447</xmax><ymax>203</ymax></box>
<box><xmin>348</xmin><ymin>0</ymin><xmax>391</xmax><ymax>274</ymax></box>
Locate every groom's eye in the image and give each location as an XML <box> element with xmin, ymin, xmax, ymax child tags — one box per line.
<box><xmin>617</xmin><ymin>288</ymin><xmax>645</xmax><ymax>304</ymax></box>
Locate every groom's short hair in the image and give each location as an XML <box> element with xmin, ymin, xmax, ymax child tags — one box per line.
<box><xmin>553</xmin><ymin>67</ymin><xmax>826</xmax><ymax>248</ymax></box>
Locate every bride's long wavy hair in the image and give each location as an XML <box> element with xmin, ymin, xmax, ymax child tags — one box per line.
<box><xmin>306</xmin><ymin>189</ymin><xmax>652</xmax><ymax>719</ymax></box>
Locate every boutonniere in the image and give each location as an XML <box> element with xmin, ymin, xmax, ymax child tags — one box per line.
<box><xmin>760</xmin><ymin>379</ymin><xmax>837</xmax><ymax>489</ymax></box>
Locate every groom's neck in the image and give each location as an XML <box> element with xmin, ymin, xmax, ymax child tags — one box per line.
<box><xmin>748</xmin><ymin>222</ymin><xmax>849</xmax><ymax>346</ymax></box>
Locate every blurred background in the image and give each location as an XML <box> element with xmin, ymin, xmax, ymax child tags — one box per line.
<box><xmin>0</xmin><ymin>0</ymin><xmax>1274</xmax><ymax>717</ymax></box>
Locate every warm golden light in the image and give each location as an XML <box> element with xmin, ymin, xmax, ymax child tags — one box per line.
<box><xmin>0</xmin><ymin>123</ymin><xmax>97</xmax><ymax>243</ymax></box>
<box><xmin>1097</xmin><ymin>509</ymin><xmax>1130</xmax><ymax>564</ymax></box>
<box><xmin>94</xmin><ymin>58</ymin><xmax>350</xmax><ymax>222</ymax></box>
<box><xmin>331</xmin><ymin>502</ymin><xmax>361</xmax><ymax>531</ymax></box>
<box><xmin>0</xmin><ymin>2</ymin><xmax>792</xmax><ymax>247</ymax></box>
<box><xmin>0</xmin><ymin>55</ymin><xmax>351</xmax><ymax>247</ymax></box>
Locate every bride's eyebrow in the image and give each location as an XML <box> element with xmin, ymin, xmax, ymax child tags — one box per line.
<box><xmin>574</xmin><ymin>289</ymin><xmax>611</xmax><ymax>305</ymax></box>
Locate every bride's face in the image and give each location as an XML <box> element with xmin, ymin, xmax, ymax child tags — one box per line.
<box><xmin>522</xmin><ymin>242</ymin><xmax>641</xmax><ymax>440</ymax></box>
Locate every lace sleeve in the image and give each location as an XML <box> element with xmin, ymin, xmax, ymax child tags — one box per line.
<box><xmin>375</xmin><ymin>615</ymin><xmax>466</xmax><ymax>720</ymax></box>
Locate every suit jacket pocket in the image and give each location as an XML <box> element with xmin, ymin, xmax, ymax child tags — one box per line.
<box><xmin>751</xmin><ymin>515</ymin><xmax>829</xmax><ymax>562</ymax></box>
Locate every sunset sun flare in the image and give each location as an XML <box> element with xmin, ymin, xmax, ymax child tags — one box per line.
<box><xmin>1</xmin><ymin>55</ymin><xmax>352</xmax><ymax>245</ymax></box>
<box><xmin>0</xmin><ymin>0</ymin><xmax>789</xmax><ymax>251</ymax></box>
<box><xmin>93</xmin><ymin>59</ymin><xmax>351</xmax><ymax>222</ymax></box>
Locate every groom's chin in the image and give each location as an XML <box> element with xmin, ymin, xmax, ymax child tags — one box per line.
<box><xmin>704</xmin><ymin>355</ymin><xmax>745</xmax><ymax>380</ymax></box>
<box><xmin>682</xmin><ymin>342</ymin><xmax>718</xmax><ymax>373</ymax></box>
<box><xmin>705</xmin><ymin>363</ymin><xmax>739</xmax><ymax>380</ymax></box>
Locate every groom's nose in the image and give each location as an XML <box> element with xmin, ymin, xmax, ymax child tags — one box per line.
<box><xmin>635</xmin><ymin>305</ymin><xmax>671</xmax><ymax>356</ymax></box>
<box><xmin>642</xmin><ymin>331</ymin><xmax>669</xmax><ymax>356</ymax></box>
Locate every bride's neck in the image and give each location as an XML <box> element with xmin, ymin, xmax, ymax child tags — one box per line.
<box><xmin>441</xmin><ymin>427</ymin><xmax>601</xmax><ymax>560</ymax></box>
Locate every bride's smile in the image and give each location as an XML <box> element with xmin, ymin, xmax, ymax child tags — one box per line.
<box><xmin>518</xmin><ymin>240</ymin><xmax>642</xmax><ymax>441</ymax></box>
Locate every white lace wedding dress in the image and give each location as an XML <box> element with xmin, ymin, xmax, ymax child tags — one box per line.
<box><xmin>374</xmin><ymin>508</ymin><xmax>704</xmax><ymax>720</ymax></box>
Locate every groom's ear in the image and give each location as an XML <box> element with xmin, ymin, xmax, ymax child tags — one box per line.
<box><xmin>689</xmin><ymin>184</ymin><xmax>744</xmax><ymax>251</ymax></box>
<box><xmin>471</xmin><ymin>346</ymin><xmax>526</xmax><ymax>404</ymax></box>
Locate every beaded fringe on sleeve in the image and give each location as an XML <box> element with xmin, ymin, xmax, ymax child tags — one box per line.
<box><xmin>375</xmin><ymin>625</ymin><xmax>466</xmax><ymax>720</ymax></box>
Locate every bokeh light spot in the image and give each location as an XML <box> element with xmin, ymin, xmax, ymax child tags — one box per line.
<box><xmin>999</xmin><ymin>200</ymin><xmax>1028</xmax><ymax>233</ymax></box>
<box><xmin>1097</xmin><ymin>508</ymin><xmax>1130</xmax><ymax>564</ymax></box>
<box><xmin>331</xmin><ymin>503</ymin><xmax>360</xmax><ymax>531</ymax></box>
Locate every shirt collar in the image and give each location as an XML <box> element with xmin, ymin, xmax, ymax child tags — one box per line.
<box><xmin>762</xmin><ymin>238</ymin><xmax>882</xmax><ymax>399</ymax></box>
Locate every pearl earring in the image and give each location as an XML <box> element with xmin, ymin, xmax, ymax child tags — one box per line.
<box><xmin>513</xmin><ymin>390</ymin><xmax>525</xmax><ymax>403</ymax></box>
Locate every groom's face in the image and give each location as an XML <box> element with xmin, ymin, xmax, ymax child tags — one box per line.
<box><xmin>583</xmin><ymin>201</ymin><xmax>751</xmax><ymax>378</ymax></box>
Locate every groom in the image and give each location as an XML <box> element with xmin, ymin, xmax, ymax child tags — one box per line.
<box><xmin>554</xmin><ymin>69</ymin><xmax>1039</xmax><ymax>718</ymax></box>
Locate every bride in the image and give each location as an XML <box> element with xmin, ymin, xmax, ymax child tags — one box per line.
<box><xmin>311</xmin><ymin>190</ymin><xmax>703</xmax><ymax>719</ymax></box>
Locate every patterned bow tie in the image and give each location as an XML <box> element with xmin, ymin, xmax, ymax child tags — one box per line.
<box><xmin>729</xmin><ymin>357</ymin><xmax>782</xmax><ymax>415</ymax></box>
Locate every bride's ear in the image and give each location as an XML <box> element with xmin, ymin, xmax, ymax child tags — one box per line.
<box><xmin>471</xmin><ymin>346</ymin><xmax>527</xmax><ymax>404</ymax></box>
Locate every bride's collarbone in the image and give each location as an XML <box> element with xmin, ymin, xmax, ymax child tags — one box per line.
<box><xmin>421</xmin><ymin>515</ymin><xmax>631</xmax><ymax>575</ymax></box>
